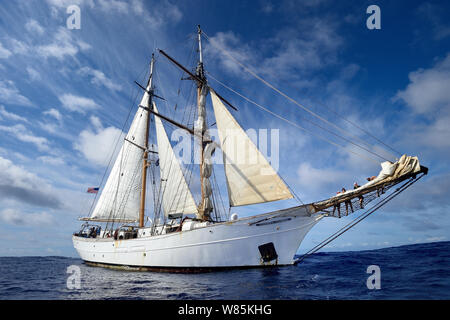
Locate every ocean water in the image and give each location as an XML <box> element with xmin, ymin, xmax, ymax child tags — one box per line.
<box><xmin>0</xmin><ymin>241</ymin><xmax>449</xmax><ymax>300</ymax></box>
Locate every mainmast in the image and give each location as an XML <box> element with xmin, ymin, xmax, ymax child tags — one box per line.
<box><xmin>195</xmin><ymin>25</ymin><xmax>212</xmax><ymax>221</ymax></box>
<box><xmin>139</xmin><ymin>54</ymin><xmax>155</xmax><ymax>227</ymax></box>
<box><xmin>156</xmin><ymin>26</ymin><xmax>238</xmax><ymax>221</ymax></box>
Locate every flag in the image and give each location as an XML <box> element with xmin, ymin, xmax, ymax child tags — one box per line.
<box><xmin>87</xmin><ymin>187</ymin><xmax>99</xmax><ymax>194</ymax></box>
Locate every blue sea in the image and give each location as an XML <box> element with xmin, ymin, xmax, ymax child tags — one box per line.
<box><xmin>0</xmin><ymin>241</ymin><xmax>449</xmax><ymax>300</ymax></box>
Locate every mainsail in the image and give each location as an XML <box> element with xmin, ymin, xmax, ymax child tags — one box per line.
<box><xmin>153</xmin><ymin>103</ymin><xmax>198</xmax><ymax>217</ymax></box>
<box><xmin>89</xmin><ymin>88</ymin><xmax>150</xmax><ymax>221</ymax></box>
<box><xmin>210</xmin><ymin>89</ymin><xmax>293</xmax><ymax>207</ymax></box>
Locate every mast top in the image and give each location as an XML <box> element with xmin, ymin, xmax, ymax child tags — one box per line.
<box><xmin>197</xmin><ymin>25</ymin><xmax>205</xmax><ymax>80</ymax></box>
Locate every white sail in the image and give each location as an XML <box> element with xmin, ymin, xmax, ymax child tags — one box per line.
<box><xmin>210</xmin><ymin>89</ymin><xmax>293</xmax><ymax>207</ymax></box>
<box><xmin>154</xmin><ymin>103</ymin><xmax>198</xmax><ymax>216</ymax></box>
<box><xmin>90</xmin><ymin>89</ymin><xmax>150</xmax><ymax>221</ymax></box>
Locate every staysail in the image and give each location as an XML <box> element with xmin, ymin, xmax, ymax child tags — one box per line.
<box><xmin>210</xmin><ymin>89</ymin><xmax>293</xmax><ymax>207</ymax></box>
<box><xmin>153</xmin><ymin>103</ymin><xmax>198</xmax><ymax>216</ymax></box>
<box><xmin>89</xmin><ymin>88</ymin><xmax>150</xmax><ymax>221</ymax></box>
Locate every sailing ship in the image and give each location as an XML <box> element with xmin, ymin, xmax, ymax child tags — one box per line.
<box><xmin>72</xmin><ymin>26</ymin><xmax>428</xmax><ymax>271</ymax></box>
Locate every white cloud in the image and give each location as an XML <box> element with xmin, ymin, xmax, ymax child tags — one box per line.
<box><xmin>59</xmin><ymin>93</ymin><xmax>99</xmax><ymax>113</ymax></box>
<box><xmin>261</xmin><ymin>19</ymin><xmax>342</xmax><ymax>77</ymax></box>
<box><xmin>74</xmin><ymin>117</ymin><xmax>123</xmax><ymax>166</ymax></box>
<box><xmin>43</xmin><ymin>108</ymin><xmax>62</xmax><ymax>122</ymax></box>
<box><xmin>40</xmin><ymin>108</ymin><xmax>74</xmax><ymax>140</ymax></box>
<box><xmin>38</xmin><ymin>155</ymin><xmax>65</xmax><ymax>166</ymax></box>
<box><xmin>37</xmin><ymin>27</ymin><xmax>90</xmax><ymax>60</ymax></box>
<box><xmin>45</xmin><ymin>0</ymin><xmax>181</xmax><ymax>33</ymax></box>
<box><xmin>0</xmin><ymin>156</ymin><xmax>62</xmax><ymax>209</ymax></box>
<box><xmin>421</xmin><ymin>114</ymin><xmax>450</xmax><ymax>148</ymax></box>
<box><xmin>131</xmin><ymin>0</ymin><xmax>144</xmax><ymax>15</ymax></box>
<box><xmin>0</xmin><ymin>80</ymin><xmax>33</xmax><ymax>107</ymax></box>
<box><xmin>45</xmin><ymin>0</ymin><xmax>94</xmax><ymax>9</ymax></box>
<box><xmin>38</xmin><ymin>121</ymin><xmax>60</xmax><ymax>135</ymax></box>
<box><xmin>297</xmin><ymin>162</ymin><xmax>347</xmax><ymax>192</ymax></box>
<box><xmin>205</xmin><ymin>17</ymin><xmax>342</xmax><ymax>81</ymax></box>
<box><xmin>0</xmin><ymin>209</ymin><xmax>54</xmax><ymax>226</ymax></box>
<box><xmin>395</xmin><ymin>54</ymin><xmax>450</xmax><ymax>150</ymax></box>
<box><xmin>98</xmin><ymin>0</ymin><xmax>129</xmax><ymax>14</ymax></box>
<box><xmin>25</xmin><ymin>19</ymin><xmax>45</xmax><ymax>35</ymax></box>
<box><xmin>140</xmin><ymin>0</ymin><xmax>182</xmax><ymax>28</ymax></box>
<box><xmin>27</xmin><ymin>67</ymin><xmax>41</xmax><ymax>81</ymax></box>
<box><xmin>8</xmin><ymin>38</ymin><xmax>29</xmax><ymax>55</ymax></box>
<box><xmin>205</xmin><ymin>31</ymin><xmax>256</xmax><ymax>76</ymax></box>
<box><xmin>395</xmin><ymin>54</ymin><xmax>450</xmax><ymax>115</ymax></box>
<box><xmin>78</xmin><ymin>67</ymin><xmax>122</xmax><ymax>91</ymax></box>
<box><xmin>0</xmin><ymin>124</ymin><xmax>50</xmax><ymax>151</ymax></box>
<box><xmin>0</xmin><ymin>105</ymin><xmax>28</xmax><ymax>123</ymax></box>
<box><xmin>0</xmin><ymin>42</ymin><xmax>12</xmax><ymax>59</ymax></box>
<box><xmin>89</xmin><ymin>115</ymin><xmax>102</xmax><ymax>130</ymax></box>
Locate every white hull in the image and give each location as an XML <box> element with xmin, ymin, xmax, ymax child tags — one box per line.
<box><xmin>73</xmin><ymin>208</ymin><xmax>323</xmax><ymax>270</ymax></box>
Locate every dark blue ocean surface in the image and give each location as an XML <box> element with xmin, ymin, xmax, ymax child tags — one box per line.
<box><xmin>0</xmin><ymin>241</ymin><xmax>449</xmax><ymax>300</ymax></box>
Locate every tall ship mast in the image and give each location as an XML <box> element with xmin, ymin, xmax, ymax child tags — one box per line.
<box><xmin>73</xmin><ymin>26</ymin><xmax>428</xmax><ymax>270</ymax></box>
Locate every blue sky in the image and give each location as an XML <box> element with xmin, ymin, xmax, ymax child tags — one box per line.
<box><xmin>0</xmin><ymin>0</ymin><xmax>449</xmax><ymax>257</ymax></box>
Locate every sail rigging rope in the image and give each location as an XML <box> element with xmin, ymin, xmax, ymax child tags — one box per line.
<box><xmin>310</xmin><ymin>98</ymin><xmax>402</xmax><ymax>158</ymax></box>
<box><xmin>206</xmin><ymin>72</ymin><xmax>381</xmax><ymax>165</ymax></box>
<box><xmin>202</xmin><ymin>31</ymin><xmax>394</xmax><ymax>163</ymax></box>
<box><xmin>294</xmin><ymin>173</ymin><xmax>426</xmax><ymax>264</ymax></box>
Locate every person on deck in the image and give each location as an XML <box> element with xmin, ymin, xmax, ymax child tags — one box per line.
<box><xmin>342</xmin><ymin>187</ymin><xmax>353</xmax><ymax>215</ymax></box>
<box><xmin>89</xmin><ymin>227</ymin><xmax>97</xmax><ymax>238</ymax></box>
<box><xmin>367</xmin><ymin>176</ymin><xmax>383</xmax><ymax>197</ymax></box>
<box><xmin>354</xmin><ymin>182</ymin><xmax>364</xmax><ymax>208</ymax></box>
<box><xmin>332</xmin><ymin>191</ymin><xmax>341</xmax><ymax>218</ymax></box>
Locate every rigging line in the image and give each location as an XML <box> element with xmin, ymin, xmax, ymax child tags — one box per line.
<box><xmin>154</xmin><ymin>68</ymin><xmax>173</xmax><ymax>119</ymax></box>
<box><xmin>280</xmin><ymin>173</ymin><xmax>304</xmax><ymax>205</ymax></box>
<box><xmin>310</xmin><ymin>98</ymin><xmax>402</xmax><ymax>158</ymax></box>
<box><xmin>176</xmin><ymin>84</ymin><xmax>197</xmax><ymax>211</ymax></box>
<box><xmin>179</xmin><ymin>37</ymin><xmax>197</xmax><ymax>124</ymax></box>
<box><xmin>295</xmin><ymin>174</ymin><xmax>425</xmax><ymax>264</ymax></box>
<box><xmin>206</xmin><ymin>72</ymin><xmax>381</xmax><ymax>165</ymax></box>
<box><xmin>207</xmin><ymin>72</ymin><xmax>387</xmax><ymax>163</ymax></box>
<box><xmin>212</xmin><ymin>165</ymin><xmax>228</xmax><ymax>221</ymax></box>
<box><xmin>202</xmin><ymin>31</ymin><xmax>393</xmax><ymax>162</ymax></box>
<box><xmin>152</xmin><ymin>79</ymin><xmax>196</xmax><ymax>219</ymax></box>
<box><xmin>180</xmin><ymin>64</ymin><xmax>196</xmax><ymax>132</ymax></box>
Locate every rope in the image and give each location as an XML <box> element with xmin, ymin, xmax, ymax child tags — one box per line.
<box><xmin>312</xmin><ymin>98</ymin><xmax>402</xmax><ymax>158</ymax></box>
<box><xmin>207</xmin><ymin>72</ymin><xmax>380</xmax><ymax>165</ymax></box>
<box><xmin>202</xmin><ymin>31</ymin><xmax>392</xmax><ymax>163</ymax></box>
<box><xmin>294</xmin><ymin>173</ymin><xmax>425</xmax><ymax>264</ymax></box>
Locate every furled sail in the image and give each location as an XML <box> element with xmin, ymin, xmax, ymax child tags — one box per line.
<box><xmin>89</xmin><ymin>88</ymin><xmax>150</xmax><ymax>221</ymax></box>
<box><xmin>153</xmin><ymin>103</ymin><xmax>198</xmax><ymax>216</ymax></box>
<box><xmin>210</xmin><ymin>89</ymin><xmax>293</xmax><ymax>207</ymax></box>
<box><xmin>194</xmin><ymin>85</ymin><xmax>214</xmax><ymax>217</ymax></box>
